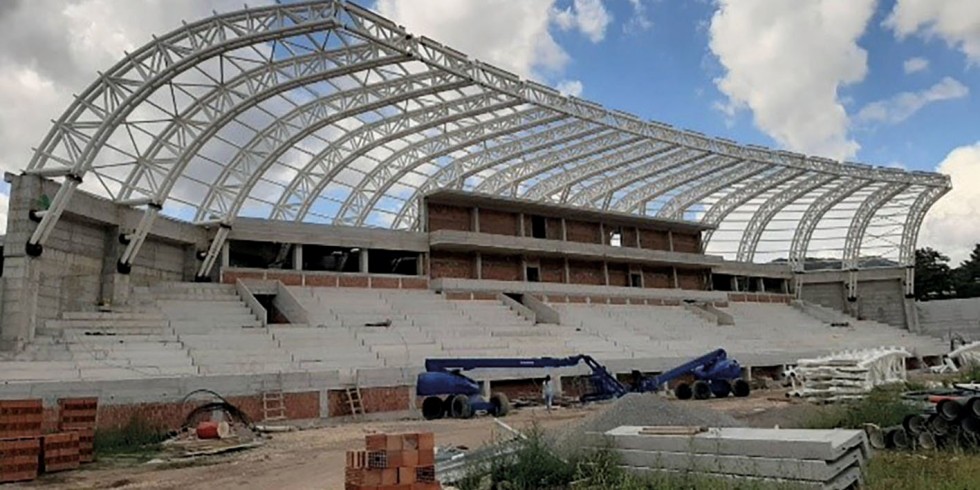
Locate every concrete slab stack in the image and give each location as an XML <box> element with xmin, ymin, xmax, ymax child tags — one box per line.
<box><xmin>604</xmin><ymin>426</ymin><xmax>868</xmax><ymax>489</ymax></box>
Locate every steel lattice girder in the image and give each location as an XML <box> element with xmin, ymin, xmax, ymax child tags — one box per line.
<box><xmin>788</xmin><ymin>178</ymin><xmax>870</xmax><ymax>269</ymax></box>
<box><xmin>23</xmin><ymin>0</ymin><xmax>951</xmax><ymax>269</ymax></box>
<box><xmin>841</xmin><ymin>182</ymin><xmax>912</xmax><ymax>268</ymax></box>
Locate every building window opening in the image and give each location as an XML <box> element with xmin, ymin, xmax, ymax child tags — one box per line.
<box><xmin>629</xmin><ymin>273</ymin><xmax>643</xmax><ymax>288</ymax></box>
<box><xmin>369</xmin><ymin>249</ymin><xmax>420</xmax><ymax>275</ymax></box>
<box><xmin>526</xmin><ymin>266</ymin><xmax>541</xmax><ymax>282</ymax></box>
<box><xmin>609</xmin><ymin>228</ymin><xmax>623</xmax><ymax>247</ymax></box>
<box><xmin>303</xmin><ymin>245</ymin><xmax>360</xmax><ymax>272</ymax></box>
<box><xmin>531</xmin><ymin>215</ymin><xmax>547</xmax><ymax>238</ymax></box>
<box><xmin>228</xmin><ymin>240</ymin><xmax>294</xmax><ymax>269</ymax></box>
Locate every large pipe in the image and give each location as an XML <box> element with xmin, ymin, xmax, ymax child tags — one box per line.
<box><xmin>927</xmin><ymin>414</ymin><xmax>955</xmax><ymax>437</ymax></box>
<box><xmin>902</xmin><ymin>413</ymin><xmax>927</xmax><ymax>435</ymax></box>
<box><xmin>937</xmin><ymin>398</ymin><xmax>965</xmax><ymax>422</ymax></box>
<box><xmin>968</xmin><ymin>397</ymin><xmax>980</xmax><ymax>419</ymax></box>
<box><xmin>885</xmin><ymin>426</ymin><xmax>910</xmax><ymax>450</ymax></box>
<box><xmin>864</xmin><ymin>424</ymin><xmax>886</xmax><ymax>450</ymax></box>
<box><xmin>916</xmin><ymin>431</ymin><xmax>937</xmax><ymax>450</ymax></box>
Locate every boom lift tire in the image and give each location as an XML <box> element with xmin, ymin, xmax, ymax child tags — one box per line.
<box><xmin>692</xmin><ymin>380</ymin><xmax>712</xmax><ymax>400</ymax></box>
<box><xmin>710</xmin><ymin>379</ymin><xmax>732</xmax><ymax>398</ymax></box>
<box><xmin>489</xmin><ymin>392</ymin><xmax>511</xmax><ymax>417</ymax></box>
<box><xmin>450</xmin><ymin>394</ymin><xmax>473</xmax><ymax>419</ymax></box>
<box><xmin>732</xmin><ymin>378</ymin><xmax>751</xmax><ymax>397</ymax></box>
<box><xmin>674</xmin><ymin>382</ymin><xmax>693</xmax><ymax>400</ymax></box>
<box><xmin>421</xmin><ymin>396</ymin><xmax>445</xmax><ymax>420</ymax></box>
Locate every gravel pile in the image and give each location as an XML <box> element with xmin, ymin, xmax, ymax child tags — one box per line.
<box><xmin>552</xmin><ymin>393</ymin><xmax>741</xmax><ymax>454</ymax></box>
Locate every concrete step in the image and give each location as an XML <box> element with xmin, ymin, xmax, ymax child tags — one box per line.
<box><xmin>61</xmin><ymin>312</ymin><xmax>167</xmax><ymax>321</ymax></box>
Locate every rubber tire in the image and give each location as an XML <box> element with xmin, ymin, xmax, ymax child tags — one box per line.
<box><xmin>710</xmin><ymin>379</ymin><xmax>732</xmax><ymax>398</ymax></box>
<box><xmin>692</xmin><ymin>380</ymin><xmax>712</xmax><ymax>400</ymax></box>
<box><xmin>421</xmin><ymin>396</ymin><xmax>445</xmax><ymax>420</ymax></box>
<box><xmin>489</xmin><ymin>392</ymin><xmax>510</xmax><ymax>417</ymax></box>
<box><xmin>732</xmin><ymin>378</ymin><xmax>751</xmax><ymax>398</ymax></box>
<box><xmin>449</xmin><ymin>394</ymin><xmax>473</xmax><ymax>419</ymax></box>
<box><xmin>674</xmin><ymin>383</ymin><xmax>693</xmax><ymax>400</ymax></box>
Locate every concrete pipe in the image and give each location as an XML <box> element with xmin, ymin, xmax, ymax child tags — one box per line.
<box><xmin>927</xmin><ymin>413</ymin><xmax>955</xmax><ymax>436</ymax></box>
<box><xmin>902</xmin><ymin>414</ymin><xmax>927</xmax><ymax>435</ymax></box>
<box><xmin>938</xmin><ymin>398</ymin><xmax>964</xmax><ymax>422</ymax></box>
<box><xmin>968</xmin><ymin>397</ymin><xmax>980</xmax><ymax>419</ymax></box>
<box><xmin>916</xmin><ymin>431</ymin><xmax>938</xmax><ymax>450</ymax></box>
<box><xmin>864</xmin><ymin>424</ymin><xmax>886</xmax><ymax>450</ymax></box>
<box><xmin>885</xmin><ymin>426</ymin><xmax>911</xmax><ymax>450</ymax></box>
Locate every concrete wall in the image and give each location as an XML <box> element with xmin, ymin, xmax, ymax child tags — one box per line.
<box><xmin>917</xmin><ymin>298</ymin><xmax>980</xmax><ymax>339</ymax></box>
<box><xmin>800</xmin><ymin>271</ymin><xmax>908</xmax><ymax>328</ymax></box>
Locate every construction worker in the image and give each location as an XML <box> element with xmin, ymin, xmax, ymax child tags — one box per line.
<box><xmin>542</xmin><ymin>375</ymin><xmax>555</xmax><ymax>411</ymax></box>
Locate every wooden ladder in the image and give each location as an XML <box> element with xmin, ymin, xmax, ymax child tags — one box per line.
<box><xmin>262</xmin><ymin>391</ymin><xmax>287</xmax><ymax>422</ymax></box>
<box><xmin>343</xmin><ymin>385</ymin><xmax>365</xmax><ymax>417</ymax></box>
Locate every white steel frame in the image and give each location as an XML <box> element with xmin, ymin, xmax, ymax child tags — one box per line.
<box><xmin>23</xmin><ymin>0</ymin><xmax>950</xmax><ymax>282</ymax></box>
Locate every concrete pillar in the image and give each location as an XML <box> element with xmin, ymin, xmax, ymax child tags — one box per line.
<box><xmin>731</xmin><ymin>276</ymin><xmax>739</xmax><ymax>292</ymax></box>
<box><xmin>472</xmin><ymin>207</ymin><xmax>480</xmax><ymax>233</ymax></box>
<box><xmin>561</xmin><ymin>218</ymin><xmax>567</xmax><ymax>241</ymax></box>
<box><xmin>672</xmin><ymin>267</ymin><xmax>679</xmax><ymax>289</ymax></box>
<box><xmin>359</xmin><ymin>249</ymin><xmax>369</xmax><ymax>273</ymax></box>
<box><xmin>599</xmin><ymin>222</ymin><xmax>605</xmax><ymax>245</ymax></box>
<box><xmin>634</xmin><ymin>226</ymin><xmax>641</xmax><ymax>248</ymax></box>
<box><xmin>757</xmin><ymin>277</ymin><xmax>766</xmax><ymax>293</ymax></box>
<box><xmin>521</xmin><ymin>256</ymin><xmax>528</xmax><ymax>282</ymax></box>
<box><xmin>100</xmin><ymin>224</ymin><xmax>131</xmax><ymax>307</ymax></box>
<box><xmin>667</xmin><ymin>230</ymin><xmax>674</xmax><ymax>252</ymax></box>
<box><xmin>482</xmin><ymin>379</ymin><xmax>491</xmax><ymax>399</ymax></box>
<box><xmin>475</xmin><ymin>253</ymin><xmax>483</xmax><ymax>280</ymax></box>
<box><xmin>518</xmin><ymin>212</ymin><xmax>525</xmax><ymax>237</ymax></box>
<box><xmin>293</xmin><ymin>244</ymin><xmax>303</xmax><ymax>271</ymax></box>
<box><xmin>1</xmin><ymin>257</ymin><xmax>41</xmax><ymax>351</ymax></box>
<box><xmin>603</xmin><ymin>261</ymin><xmax>610</xmax><ymax>286</ymax></box>
<box><xmin>221</xmin><ymin>241</ymin><xmax>230</xmax><ymax>269</ymax></box>
<box><xmin>563</xmin><ymin>258</ymin><xmax>570</xmax><ymax>284</ymax></box>
<box><xmin>417</xmin><ymin>253</ymin><xmax>426</xmax><ymax>276</ymax></box>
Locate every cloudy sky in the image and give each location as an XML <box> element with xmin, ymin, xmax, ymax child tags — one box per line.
<box><xmin>0</xmin><ymin>0</ymin><xmax>978</xmax><ymax>262</ymax></box>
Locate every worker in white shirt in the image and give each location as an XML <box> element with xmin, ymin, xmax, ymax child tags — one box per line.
<box><xmin>542</xmin><ymin>374</ymin><xmax>555</xmax><ymax>411</ymax></box>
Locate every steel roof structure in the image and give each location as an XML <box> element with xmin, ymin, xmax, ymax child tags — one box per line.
<box><xmin>23</xmin><ymin>1</ymin><xmax>949</xmax><ymax>280</ymax></box>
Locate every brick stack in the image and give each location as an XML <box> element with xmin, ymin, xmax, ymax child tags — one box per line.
<box><xmin>0</xmin><ymin>399</ymin><xmax>43</xmax><ymax>482</ymax></box>
<box><xmin>40</xmin><ymin>432</ymin><xmax>80</xmax><ymax>473</ymax></box>
<box><xmin>58</xmin><ymin>397</ymin><xmax>98</xmax><ymax>463</ymax></box>
<box><xmin>346</xmin><ymin>432</ymin><xmax>441</xmax><ymax>490</ymax></box>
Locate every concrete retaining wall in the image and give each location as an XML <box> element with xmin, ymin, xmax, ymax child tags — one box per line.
<box><xmin>917</xmin><ymin>297</ymin><xmax>980</xmax><ymax>339</ymax></box>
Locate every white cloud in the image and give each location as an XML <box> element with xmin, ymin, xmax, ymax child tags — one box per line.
<box><xmin>903</xmin><ymin>56</ymin><xmax>930</xmax><ymax>73</ymax></box>
<box><xmin>552</xmin><ymin>0</ymin><xmax>613</xmax><ymax>43</ymax></box>
<box><xmin>920</xmin><ymin>142</ymin><xmax>980</xmax><ymax>264</ymax></box>
<box><xmin>708</xmin><ymin>0</ymin><xmax>876</xmax><ymax>161</ymax></box>
<box><xmin>377</xmin><ymin>0</ymin><xmax>571</xmax><ymax>79</ymax></box>
<box><xmin>624</xmin><ymin>0</ymin><xmax>653</xmax><ymax>34</ymax></box>
<box><xmin>856</xmin><ymin>76</ymin><xmax>969</xmax><ymax>125</ymax></box>
<box><xmin>885</xmin><ymin>0</ymin><xmax>980</xmax><ymax>64</ymax></box>
<box><xmin>556</xmin><ymin>79</ymin><xmax>584</xmax><ymax>97</ymax></box>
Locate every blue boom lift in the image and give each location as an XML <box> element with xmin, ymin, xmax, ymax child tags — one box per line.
<box><xmin>416</xmin><ymin>348</ymin><xmax>749</xmax><ymax>419</ymax></box>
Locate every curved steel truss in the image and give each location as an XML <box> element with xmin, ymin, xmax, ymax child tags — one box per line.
<box><xmin>25</xmin><ymin>0</ymin><xmax>950</xmax><ymax>276</ymax></box>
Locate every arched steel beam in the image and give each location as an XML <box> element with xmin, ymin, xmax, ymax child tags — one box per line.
<box><xmin>340</xmin><ymin>109</ymin><xmax>566</xmax><ymax>226</ymax></box>
<box><xmin>700</xmin><ymin>168</ymin><xmax>804</xmax><ymax>248</ymax></box>
<box><xmin>899</xmin><ymin>186</ymin><xmax>949</xmax><ymax>265</ymax></box>
<box><xmin>788</xmin><ymin>178</ymin><xmax>869</xmax><ymax>270</ymax></box>
<box><xmin>841</xmin><ymin>182</ymin><xmax>911</xmax><ymax>268</ymax></box>
<box><xmin>475</xmin><ymin>132</ymin><xmax>645</xmax><ymax>196</ymax></box>
<box><xmin>655</xmin><ymin>162</ymin><xmax>769</xmax><ymax>220</ymax></box>
<box><xmin>566</xmin><ymin>148</ymin><xmax>709</xmax><ymax>209</ymax></box>
<box><xmin>520</xmin><ymin>141</ymin><xmax>674</xmax><ymax>202</ymax></box>
<box><xmin>289</xmin><ymin>92</ymin><xmax>521</xmax><ymax>222</ymax></box>
<box><xmin>391</xmin><ymin>120</ymin><xmax>603</xmax><ymax>229</ymax></box>
<box><xmin>736</xmin><ymin>173</ymin><xmax>836</xmax><ymax>262</ymax></box>
<box><xmin>191</xmin><ymin>69</ymin><xmax>465</xmax><ymax>220</ymax></box>
<box><xmin>610</xmin><ymin>156</ymin><xmax>740</xmax><ymax>213</ymax></box>
<box><xmin>117</xmin><ymin>42</ymin><xmax>385</xmax><ymax>203</ymax></box>
<box><xmin>24</xmin><ymin>2</ymin><xmax>345</xmax><ymax>253</ymax></box>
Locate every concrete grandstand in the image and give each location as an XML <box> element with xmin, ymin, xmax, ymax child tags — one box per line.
<box><xmin>0</xmin><ymin>1</ymin><xmax>955</xmax><ymax>423</ymax></box>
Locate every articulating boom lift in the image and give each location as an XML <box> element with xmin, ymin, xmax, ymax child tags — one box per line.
<box><xmin>416</xmin><ymin>349</ymin><xmax>750</xmax><ymax>419</ymax></box>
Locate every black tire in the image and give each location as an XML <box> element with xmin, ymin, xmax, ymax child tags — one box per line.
<box><xmin>674</xmin><ymin>383</ymin><xmax>692</xmax><ymax>400</ymax></box>
<box><xmin>449</xmin><ymin>394</ymin><xmax>473</xmax><ymax>419</ymax></box>
<box><xmin>732</xmin><ymin>378</ymin><xmax>751</xmax><ymax>398</ymax></box>
<box><xmin>710</xmin><ymin>379</ymin><xmax>732</xmax><ymax>398</ymax></box>
<box><xmin>421</xmin><ymin>396</ymin><xmax>445</xmax><ymax>420</ymax></box>
<box><xmin>692</xmin><ymin>380</ymin><xmax>711</xmax><ymax>400</ymax></box>
<box><xmin>489</xmin><ymin>392</ymin><xmax>511</xmax><ymax>417</ymax></box>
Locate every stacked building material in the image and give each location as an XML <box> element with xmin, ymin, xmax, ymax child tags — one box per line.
<box><xmin>786</xmin><ymin>347</ymin><xmax>910</xmax><ymax>402</ymax></box>
<box><xmin>604</xmin><ymin>426</ymin><xmax>868</xmax><ymax>489</ymax></box>
<box><xmin>0</xmin><ymin>399</ymin><xmax>43</xmax><ymax>483</ymax></box>
<box><xmin>58</xmin><ymin>397</ymin><xmax>98</xmax><ymax>463</ymax></box>
<box><xmin>346</xmin><ymin>432</ymin><xmax>441</xmax><ymax>490</ymax></box>
<box><xmin>41</xmin><ymin>432</ymin><xmax>80</xmax><ymax>473</ymax></box>
<box><xmin>868</xmin><ymin>393</ymin><xmax>980</xmax><ymax>451</ymax></box>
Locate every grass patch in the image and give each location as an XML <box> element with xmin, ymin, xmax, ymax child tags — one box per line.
<box><xmin>866</xmin><ymin>450</ymin><xmax>980</xmax><ymax>490</ymax></box>
<box><xmin>94</xmin><ymin>415</ymin><xmax>169</xmax><ymax>459</ymax></box>
<box><xmin>803</xmin><ymin>386</ymin><xmax>920</xmax><ymax>430</ymax></box>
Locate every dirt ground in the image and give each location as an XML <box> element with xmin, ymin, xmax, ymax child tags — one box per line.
<box><xmin>27</xmin><ymin>390</ymin><xmax>806</xmax><ymax>490</ymax></box>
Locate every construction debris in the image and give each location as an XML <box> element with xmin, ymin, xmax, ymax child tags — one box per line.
<box><xmin>603</xmin><ymin>426</ymin><xmax>868</xmax><ymax>490</ymax></box>
<box><xmin>786</xmin><ymin>347</ymin><xmax>910</xmax><ymax>402</ymax></box>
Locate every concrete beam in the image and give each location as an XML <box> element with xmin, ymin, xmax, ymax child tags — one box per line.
<box><xmin>229</xmin><ymin>217</ymin><xmax>428</xmax><ymax>252</ymax></box>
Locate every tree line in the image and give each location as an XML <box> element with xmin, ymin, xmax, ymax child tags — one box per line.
<box><xmin>914</xmin><ymin>245</ymin><xmax>980</xmax><ymax>301</ymax></box>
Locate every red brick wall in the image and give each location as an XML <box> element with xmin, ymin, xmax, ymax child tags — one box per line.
<box><xmin>545</xmin><ymin>217</ymin><xmax>563</xmax><ymax>240</ymax></box>
<box><xmin>266</xmin><ymin>271</ymin><xmax>303</xmax><ymax>285</ymax></box>
<box><xmin>221</xmin><ymin>269</ymin><xmax>428</xmax><ymax>289</ymax></box>
<box><xmin>482</xmin><ymin>254</ymin><xmax>521</xmax><ymax>281</ymax></box>
<box><xmin>539</xmin><ymin>257</ymin><xmax>565</xmax><ymax>283</ymax></box>
<box><xmin>639</xmin><ymin>229</ymin><xmax>670</xmax><ymax>251</ymax></box>
<box><xmin>94</xmin><ymin>392</ymin><xmax>319</xmax><ymax>431</ymax></box>
<box><xmin>677</xmin><ymin>269</ymin><xmax>705</xmax><ymax>290</ymax></box>
<box><xmin>430</xmin><ymin>252</ymin><xmax>474</xmax><ymax>279</ymax></box>
<box><xmin>491</xmin><ymin>379</ymin><xmax>543</xmax><ymax>401</ymax></box>
<box><xmin>643</xmin><ymin>267</ymin><xmax>673</xmax><ymax>289</ymax></box>
<box><xmin>568</xmin><ymin>260</ymin><xmax>605</xmax><ymax>285</ymax></box>
<box><xmin>479</xmin><ymin>209</ymin><xmax>519</xmax><ymax>236</ymax></box>
<box><xmin>427</xmin><ymin>203</ymin><xmax>471</xmax><ymax>232</ymax></box>
<box><xmin>565</xmin><ymin>220</ymin><xmax>601</xmax><ymax>244</ymax></box>
<box><xmin>621</xmin><ymin>227</ymin><xmax>639</xmax><ymax>248</ymax></box>
<box><xmin>607</xmin><ymin>263</ymin><xmax>629</xmax><ymax>287</ymax></box>
<box><xmin>328</xmin><ymin>387</ymin><xmax>410</xmax><ymax>416</ymax></box>
<box><xmin>729</xmin><ymin>292</ymin><xmax>792</xmax><ymax>304</ymax></box>
<box><xmin>672</xmin><ymin>231</ymin><xmax>701</xmax><ymax>253</ymax></box>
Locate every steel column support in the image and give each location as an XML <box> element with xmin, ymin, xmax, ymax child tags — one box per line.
<box><xmin>197</xmin><ymin>224</ymin><xmax>231</xmax><ymax>280</ymax></box>
<box><xmin>117</xmin><ymin>203</ymin><xmax>162</xmax><ymax>274</ymax></box>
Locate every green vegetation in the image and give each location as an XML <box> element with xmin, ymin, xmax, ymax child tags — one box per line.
<box><xmin>866</xmin><ymin>451</ymin><xmax>980</xmax><ymax>490</ymax></box>
<box><xmin>94</xmin><ymin>415</ymin><xmax>169</xmax><ymax>458</ymax></box>
<box><xmin>803</xmin><ymin>386</ymin><xmax>921</xmax><ymax>430</ymax></box>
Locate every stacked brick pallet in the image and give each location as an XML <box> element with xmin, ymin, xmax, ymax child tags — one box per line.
<box><xmin>0</xmin><ymin>397</ymin><xmax>98</xmax><ymax>483</ymax></box>
<box><xmin>346</xmin><ymin>432</ymin><xmax>441</xmax><ymax>490</ymax></box>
